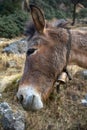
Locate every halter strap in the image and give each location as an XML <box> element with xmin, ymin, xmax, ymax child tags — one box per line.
<box><xmin>66</xmin><ymin>29</ymin><xmax>72</xmax><ymax>67</ymax></box>
<box><xmin>63</xmin><ymin>28</ymin><xmax>72</xmax><ymax>80</ymax></box>
<box><xmin>56</xmin><ymin>28</ymin><xmax>72</xmax><ymax>93</ymax></box>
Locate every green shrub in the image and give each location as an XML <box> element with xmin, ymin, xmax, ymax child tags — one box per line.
<box><xmin>78</xmin><ymin>8</ymin><xmax>87</xmax><ymax>18</ymax></box>
<box><xmin>0</xmin><ymin>17</ymin><xmax>20</xmax><ymax>38</ymax></box>
<box><xmin>44</xmin><ymin>5</ymin><xmax>55</xmax><ymax>19</ymax></box>
<box><xmin>0</xmin><ymin>0</ymin><xmax>22</xmax><ymax>15</ymax></box>
<box><xmin>62</xmin><ymin>0</ymin><xmax>71</xmax><ymax>5</ymax></box>
<box><xmin>31</xmin><ymin>0</ymin><xmax>67</xmax><ymax>19</ymax></box>
<box><xmin>10</xmin><ymin>10</ymin><xmax>29</xmax><ymax>33</ymax></box>
<box><xmin>55</xmin><ymin>10</ymin><xmax>66</xmax><ymax>19</ymax></box>
<box><xmin>0</xmin><ymin>10</ymin><xmax>28</xmax><ymax>38</ymax></box>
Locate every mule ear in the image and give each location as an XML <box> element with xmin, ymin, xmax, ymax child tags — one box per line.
<box><xmin>29</xmin><ymin>4</ymin><xmax>45</xmax><ymax>33</ymax></box>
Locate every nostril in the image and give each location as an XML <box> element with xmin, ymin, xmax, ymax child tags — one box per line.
<box><xmin>19</xmin><ymin>95</ymin><xmax>24</xmax><ymax>103</ymax></box>
<box><xmin>29</xmin><ymin>95</ymin><xmax>35</xmax><ymax>108</ymax></box>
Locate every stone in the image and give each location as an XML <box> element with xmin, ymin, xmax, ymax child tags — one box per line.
<box><xmin>52</xmin><ymin>19</ymin><xmax>68</xmax><ymax>28</ymax></box>
<box><xmin>0</xmin><ymin>102</ymin><xmax>11</xmax><ymax>115</ymax></box>
<box><xmin>81</xmin><ymin>99</ymin><xmax>87</xmax><ymax>107</ymax></box>
<box><xmin>2</xmin><ymin>38</ymin><xmax>27</xmax><ymax>54</ymax></box>
<box><xmin>0</xmin><ymin>102</ymin><xmax>25</xmax><ymax>130</ymax></box>
<box><xmin>82</xmin><ymin>70</ymin><xmax>87</xmax><ymax>79</ymax></box>
<box><xmin>0</xmin><ymin>93</ymin><xmax>2</xmax><ymax>98</ymax></box>
<box><xmin>1</xmin><ymin>111</ymin><xmax>25</xmax><ymax>130</ymax></box>
<box><xmin>76</xmin><ymin>3</ymin><xmax>84</xmax><ymax>13</ymax></box>
<box><xmin>76</xmin><ymin>70</ymin><xmax>87</xmax><ymax>79</ymax></box>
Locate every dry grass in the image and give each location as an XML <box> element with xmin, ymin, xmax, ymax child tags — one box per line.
<box><xmin>0</xmin><ymin>36</ymin><xmax>25</xmax><ymax>71</ymax></box>
<box><xmin>0</xmin><ymin>37</ymin><xmax>26</xmax><ymax>77</ymax></box>
<box><xmin>0</xmin><ymin>53</ymin><xmax>25</xmax><ymax>70</ymax></box>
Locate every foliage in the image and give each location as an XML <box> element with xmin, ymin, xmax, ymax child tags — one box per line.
<box><xmin>0</xmin><ymin>0</ymin><xmax>22</xmax><ymax>15</ymax></box>
<box><xmin>29</xmin><ymin>0</ymin><xmax>69</xmax><ymax>19</ymax></box>
<box><xmin>80</xmin><ymin>0</ymin><xmax>87</xmax><ymax>7</ymax></box>
<box><xmin>0</xmin><ymin>10</ymin><xmax>28</xmax><ymax>38</ymax></box>
<box><xmin>55</xmin><ymin>10</ymin><xmax>66</xmax><ymax>19</ymax></box>
<box><xmin>0</xmin><ymin>17</ymin><xmax>20</xmax><ymax>38</ymax></box>
<box><xmin>0</xmin><ymin>0</ymin><xmax>87</xmax><ymax>38</ymax></box>
<box><xmin>71</xmin><ymin>0</ymin><xmax>81</xmax><ymax>5</ymax></box>
<box><xmin>78</xmin><ymin>8</ymin><xmax>87</xmax><ymax>18</ymax></box>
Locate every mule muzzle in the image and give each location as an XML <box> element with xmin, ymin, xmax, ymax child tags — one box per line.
<box><xmin>17</xmin><ymin>86</ymin><xmax>43</xmax><ymax>111</ymax></box>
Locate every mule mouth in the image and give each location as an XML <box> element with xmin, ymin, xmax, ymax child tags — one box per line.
<box><xmin>17</xmin><ymin>85</ymin><xmax>43</xmax><ymax>111</ymax></box>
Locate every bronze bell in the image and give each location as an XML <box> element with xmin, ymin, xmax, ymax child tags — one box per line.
<box><xmin>57</xmin><ymin>72</ymin><xmax>69</xmax><ymax>84</ymax></box>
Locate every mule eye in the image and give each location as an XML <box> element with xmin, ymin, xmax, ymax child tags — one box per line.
<box><xmin>27</xmin><ymin>48</ymin><xmax>37</xmax><ymax>56</ymax></box>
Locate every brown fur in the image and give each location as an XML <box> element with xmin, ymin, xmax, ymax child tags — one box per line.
<box><xmin>69</xmin><ymin>29</ymin><xmax>87</xmax><ymax>68</ymax></box>
<box><xmin>20</xmin><ymin>24</ymin><xmax>87</xmax><ymax>100</ymax></box>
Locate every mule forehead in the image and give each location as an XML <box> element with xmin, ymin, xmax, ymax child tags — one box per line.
<box><xmin>27</xmin><ymin>33</ymin><xmax>51</xmax><ymax>48</ymax></box>
<box><xmin>26</xmin><ymin>26</ymin><xmax>68</xmax><ymax>50</ymax></box>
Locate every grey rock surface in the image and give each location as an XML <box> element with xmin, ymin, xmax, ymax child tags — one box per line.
<box><xmin>3</xmin><ymin>38</ymin><xmax>27</xmax><ymax>54</ymax></box>
<box><xmin>82</xmin><ymin>70</ymin><xmax>87</xmax><ymax>79</ymax></box>
<box><xmin>0</xmin><ymin>102</ymin><xmax>25</xmax><ymax>130</ymax></box>
<box><xmin>0</xmin><ymin>93</ymin><xmax>2</xmax><ymax>98</ymax></box>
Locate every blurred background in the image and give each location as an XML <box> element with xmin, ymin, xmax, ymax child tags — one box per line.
<box><xmin>0</xmin><ymin>0</ymin><xmax>87</xmax><ymax>38</ymax></box>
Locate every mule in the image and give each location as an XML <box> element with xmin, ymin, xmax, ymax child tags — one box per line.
<box><xmin>17</xmin><ymin>4</ymin><xmax>87</xmax><ymax>111</ymax></box>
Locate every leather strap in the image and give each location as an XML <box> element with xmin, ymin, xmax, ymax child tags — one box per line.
<box><xmin>63</xmin><ymin>29</ymin><xmax>72</xmax><ymax>80</ymax></box>
<box><xmin>65</xmin><ymin>29</ymin><xmax>72</xmax><ymax>68</ymax></box>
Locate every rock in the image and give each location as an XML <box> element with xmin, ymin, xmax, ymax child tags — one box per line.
<box><xmin>76</xmin><ymin>3</ymin><xmax>84</xmax><ymax>13</ymax></box>
<box><xmin>0</xmin><ymin>38</ymin><xmax>6</xmax><ymax>44</ymax></box>
<box><xmin>1</xmin><ymin>111</ymin><xmax>25</xmax><ymax>130</ymax></box>
<box><xmin>3</xmin><ymin>38</ymin><xmax>27</xmax><ymax>54</ymax></box>
<box><xmin>0</xmin><ymin>93</ymin><xmax>2</xmax><ymax>98</ymax></box>
<box><xmin>78</xmin><ymin>19</ymin><xmax>87</xmax><ymax>25</ymax></box>
<box><xmin>81</xmin><ymin>99</ymin><xmax>87</xmax><ymax>106</ymax></box>
<box><xmin>0</xmin><ymin>102</ymin><xmax>25</xmax><ymax>130</ymax></box>
<box><xmin>0</xmin><ymin>102</ymin><xmax>11</xmax><ymax>115</ymax></box>
<box><xmin>76</xmin><ymin>70</ymin><xmax>87</xmax><ymax>79</ymax></box>
<box><xmin>82</xmin><ymin>70</ymin><xmax>87</xmax><ymax>79</ymax></box>
<box><xmin>52</xmin><ymin>19</ymin><xmax>69</xmax><ymax>28</ymax></box>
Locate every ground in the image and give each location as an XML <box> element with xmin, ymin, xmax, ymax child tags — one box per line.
<box><xmin>0</xmin><ymin>33</ymin><xmax>87</xmax><ymax>130</ymax></box>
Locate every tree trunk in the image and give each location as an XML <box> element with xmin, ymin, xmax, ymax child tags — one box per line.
<box><xmin>71</xmin><ymin>4</ymin><xmax>76</xmax><ymax>26</ymax></box>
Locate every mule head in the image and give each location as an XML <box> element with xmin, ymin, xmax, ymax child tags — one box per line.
<box><xmin>17</xmin><ymin>4</ymin><xmax>68</xmax><ymax>111</ymax></box>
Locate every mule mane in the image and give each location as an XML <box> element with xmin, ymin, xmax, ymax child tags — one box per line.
<box><xmin>24</xmin><ymin>21</ymin><xmax>36</xmax><ymax>37</ymax></box>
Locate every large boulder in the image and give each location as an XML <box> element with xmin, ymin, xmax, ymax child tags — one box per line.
<box><xmin>3</xmin><ymin>38</ymin><xmax>27</xmax><ymax>54</ymax></box>
<box><xmin>0</xmin><ymin>102</ymin><xmax>25</xmax><ymax>130</ymax></box>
